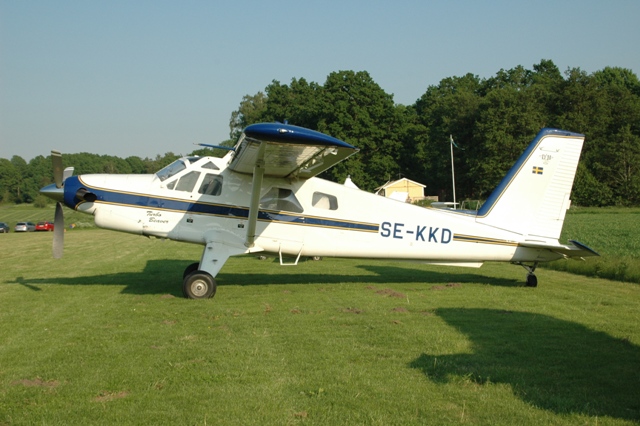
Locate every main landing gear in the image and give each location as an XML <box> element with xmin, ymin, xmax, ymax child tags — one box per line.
<box><xmin>515</xmin><ymin>262</ymin><xmax>539</xmax><ymax>287</ymax></box>
<box><xmin>180</xmin><ymin>237</ymin><xmax>244</xmax><ymax>299</ymax></box>
<box><xmin>182</xmin><ymin>262</ymin><xmax>217</xmax><ymax>299</ymax></box>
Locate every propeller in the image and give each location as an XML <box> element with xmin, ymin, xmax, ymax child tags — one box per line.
<box><xmin>53</xmin><ymin>201</ymin><xmax>64</xmax><ymax>258</ymax></box>
<box><xmin>45</xmin><ymin>151</ymin><xmax>74</xmax><ymax>259</ymax></box>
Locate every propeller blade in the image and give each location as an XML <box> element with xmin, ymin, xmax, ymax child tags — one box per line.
<box><xmin>53</xmin><ymin>202</ymin><xmax>64</xmax><ymax>259</ymax></box>
<box><xmin>63</xmin><ymin>167</ymin><xmax>75</xmax><ymax>183</ymax></box>
<box><xmin>52</xmin><ymin>150</ymin><xmax>63</xmax><ymax>188</ymax></box>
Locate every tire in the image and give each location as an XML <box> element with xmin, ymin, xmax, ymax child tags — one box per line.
<box><xmin>526</xmin><ymin>274</ymin><xmax>538</xmax><ymax>287</ymax></box>
<box><xmin>183</xmin><ymin>262</ymin><xmax>200</xmax><ymax>279</ymax></box>
<box><xmin>182</xmin><ymin>271</ymin><xmax>216</xmax><ymax>299</ymax></box>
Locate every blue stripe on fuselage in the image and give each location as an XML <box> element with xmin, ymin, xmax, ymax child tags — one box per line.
<box><xmin>71</xmin><ymin>177</ymin><xmax>378</xmax><ymax>233</ymax></box>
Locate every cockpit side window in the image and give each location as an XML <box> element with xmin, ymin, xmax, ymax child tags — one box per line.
<box><xmin>174</xmin><ymin>171</ymin><xmax>201</xmax><ymax>192</ymax></box>
<box><xmin>198</xmin><ymin>174</ymin><xmax>223</xmax><ymax>196</ymax></box>
<box><xmin>260</xmin><ymin>187</ymin><xmax>303</xmax><ymax>213</ymax></box>
<box><xmin>156</xmin><ymin>160</ymin><xmax>186</xmax><ymax>182</ymax></box>
<box><xmin>312</xmin><ymin>192</ymin><xmax>338</xmax><ymax>210</ymax></box>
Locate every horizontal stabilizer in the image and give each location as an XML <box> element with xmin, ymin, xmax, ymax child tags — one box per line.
<box><xmin>518</xmin><ymin>240</ymin><xmax>600</xmax><ymax>259</ymax></box>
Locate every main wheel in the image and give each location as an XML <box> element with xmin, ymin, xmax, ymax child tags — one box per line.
<box><xmin>525</xmin><ymin>274</ymin><xmax>538</xmax><ymax>287</ymax></box>
<box><xmin>183</xmin><ymin>271</ymin><xmax>217</xmax><ymax>299</ymax></box>
<box><xmin>183</xmin><ymin>262</ymin><xmax>200</xmax><ymax>279</ymax></box>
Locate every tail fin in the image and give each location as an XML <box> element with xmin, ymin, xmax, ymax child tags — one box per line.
<box><xmin>475</xmin><ymin>128</ymin><xmax>585</xmax><ymax>241</ymax></box>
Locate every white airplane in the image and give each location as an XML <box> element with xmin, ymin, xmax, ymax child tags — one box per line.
<box><xmin>40</xmin><ymin>123</ymin><xmax>598</xmax><ymax>299</ymax></box>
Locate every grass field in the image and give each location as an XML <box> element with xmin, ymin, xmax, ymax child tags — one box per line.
<box><xmin>1</xmin><ymin>206</ymin><xmax>639</xmax><ymax>424</ymax></box>
<box><xmin>551</xmin><ymin>207</ymin><xmax>640</xmax><ymax>283</ymax></box>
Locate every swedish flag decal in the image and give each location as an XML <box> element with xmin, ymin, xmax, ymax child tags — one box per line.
<box><xmin>532</xmin><ymin>166</ymin><xmax>544</xmax><ymax>175</ymax></box>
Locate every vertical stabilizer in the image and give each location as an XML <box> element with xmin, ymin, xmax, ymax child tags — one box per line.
<box><xmin>476</xmin><ymin>129</ymin><xmax>585</xmax><ymax>241</ymax></box>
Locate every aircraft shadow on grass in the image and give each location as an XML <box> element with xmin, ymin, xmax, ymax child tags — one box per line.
<box><xmin>12</xmin><ymin>258</ymin><xmax>520</xmax><ymax>296</ymax></box>
<box><xmin>409</xmin><ymin>308</ymin><xmax>640</xmax><ymax>421</ymax></box>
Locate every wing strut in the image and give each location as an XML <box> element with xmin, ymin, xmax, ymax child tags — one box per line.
<box><xmin>245</xmin><ymin>142</ymin><xmax>267</xmax><ymax>248</ymax></box>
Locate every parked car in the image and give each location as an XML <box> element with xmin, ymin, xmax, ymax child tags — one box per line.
<box><xmin>14</xmin><ymin>222</ymin><xmax>36</xmax><ymax>232</ymax></box>
<box><xmin>35</xmin><ymin>221</ymin><xmax>55</xmax><ymax>232</ymax></box>
<box><xmin>0</xmin><ymin>222</ymin><xmax>9</xmax><ymax>233</ymax></box>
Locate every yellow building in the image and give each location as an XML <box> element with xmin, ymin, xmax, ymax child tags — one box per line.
<box><xmin>375</xmin><ymin>178</ymin><xmax>426</xmax><ymax>203</ymax></box>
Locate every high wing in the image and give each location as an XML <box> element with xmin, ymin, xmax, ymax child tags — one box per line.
<box><xmin>229</xmin><ymin>123</ymin><xmax>358</xmax><ymax>179</ymax></box>
<box><xmin>227</xmin><ymin>123</ymin><xmax>359</xmax><ymax>248</ymax></box>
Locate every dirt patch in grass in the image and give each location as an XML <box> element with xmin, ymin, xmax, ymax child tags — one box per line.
<box><xmin>342</xmin><ymin>307</ymin><xmax>363</xmax><ymax>314</ymax></box>
<box><xmin>94</xmin><ymin>390</ymin><xmax>129</xmax><ymax>403</ymax></box>
<box><xmin>392</xmin><ymin>306</ymin><xmax>409</xmax><ymax>313</ymax></box>
<box><xmin>376</xmin><ymin>288</ymin><xmax>406</xmax><ymax>298</ymax></box>
<box><xmin>13</xmin><ymin>377</ymin><xmax>59</xmax><ymax>388</ymax></box>
<box><xmin>431</xmin><ymin>283</ymin><xmax>461</xmax><ymax>291</ymax></box>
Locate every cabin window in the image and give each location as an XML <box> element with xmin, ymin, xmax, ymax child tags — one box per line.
<box><xmin>201</xmin><ymin>161</ymin><xmax>220</xmax><ymax>170</ymax></box>
<box><xmin>174</xmin><ymin>171</ymin><xmax>201</xmax><ymax>192</ymax></box>
<box><xmin>260</xmin><ymin>187</ymin><xmax>303</xmax><ymax>213</ymax></box>
<box><xmin>312</xmin><ymin>192</ymin><xmax>338</xmax><ymax>210</ymax></box>
<box><xmin>198</xmin><ymin>174</ymin><xmax>223</xmax><ymax>196</ymax></box>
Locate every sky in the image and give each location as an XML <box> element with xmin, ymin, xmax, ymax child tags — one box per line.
<box><xmin>1</xmin><ymin>0</ymin><xmax>639</xmax><ymax>162</ymax></box>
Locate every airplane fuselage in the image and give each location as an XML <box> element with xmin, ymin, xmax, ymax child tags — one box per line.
<box><xmin>63</xmin><ymin>154</ymin><xmax>561</xmax><ymax>268</ymax></box>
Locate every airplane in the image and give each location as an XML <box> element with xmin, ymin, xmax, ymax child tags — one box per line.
<box><xmin>39</xmin><ymin>123</ymin><xmax>599</xmax><ymax>299</ymax></box>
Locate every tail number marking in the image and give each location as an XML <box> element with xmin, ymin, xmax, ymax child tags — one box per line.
<box><xmin>380</xmin><ymin>222</ymin><xmax>451</xmax><ymax>244</ymax></box>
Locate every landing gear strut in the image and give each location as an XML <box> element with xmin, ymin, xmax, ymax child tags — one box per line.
<box><xmin>515</xmin><ymin>262</ymin><xmax>539</xmax><ymax>287</ymax></box>
<box><xmin>180</xmin><ymin>237</ymin><xmax>246</xmax><ymax>299</ymax></box>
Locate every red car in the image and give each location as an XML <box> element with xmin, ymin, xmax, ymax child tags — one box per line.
<box><xmin>35</xmin><ymin>221</ymin><xmax>54</xmax><ymax>232</ymax></box>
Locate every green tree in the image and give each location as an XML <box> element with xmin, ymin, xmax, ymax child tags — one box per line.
<box><xmin>0</xmin><ymin>158</ymin><xmax>19</xmax><ymax>203</ymax></box>
<box><xmin>229</xmin><ymin>92</ymin><xmax>268</xmax><ymax>140</ymax></box>
<box><xmin>125</xmin><ymin>156</ymin><xmax>148</xmax><ymax>174</ymax></box>
<box><xmin>591</xmin><ymin>125</ymin><xmax>640</xmax><ymax>205</ymax></box>
<box><xmin>414</xmin><ymin>73</ymin><xmax>483</xmax><ymax>200</ymax></box>
<box><xmin>470</xmin><ymin>66</ymin><xmax>549</xmax><ymax>198</ymax></box>
<box><xmin>316</xmin><ymin>71</ymin><xmax>405</xmax><ymax>190</ymax></box>
<box><xmin>261</xmin><ymin>78</ymin><xmax>322</xmax><ymax>129</ymax></box>
<box><xmin>8</xmin><ymin>156</ymin><xmax>29</xmax><ymax>203</ymax></box>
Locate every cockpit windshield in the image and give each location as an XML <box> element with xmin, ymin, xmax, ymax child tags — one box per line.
<box><xmin>156</xmin><ymin>160</ymin><xmax>187</xmax><ymax>182</ymax></box>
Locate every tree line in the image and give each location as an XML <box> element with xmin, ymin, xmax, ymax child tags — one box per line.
<box><xmin>2</xmin><ymin>59</ymin><xmax>639</xmax><ymax>207</ymax></box>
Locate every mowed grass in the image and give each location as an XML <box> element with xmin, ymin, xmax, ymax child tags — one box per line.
<box><xmin>1</xmin><ymin>228</ymin><xmax>639</xmax><ymax>425</ymax></box>
<box><xmin>0</xmin><ymin>203</ymin><xmax>95</xmax><ymax>229</ymax></box>
<box><xmin>550</xmin><ymin>207</ymin><xmax>640</xmax><ymax>283</ymax></box>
